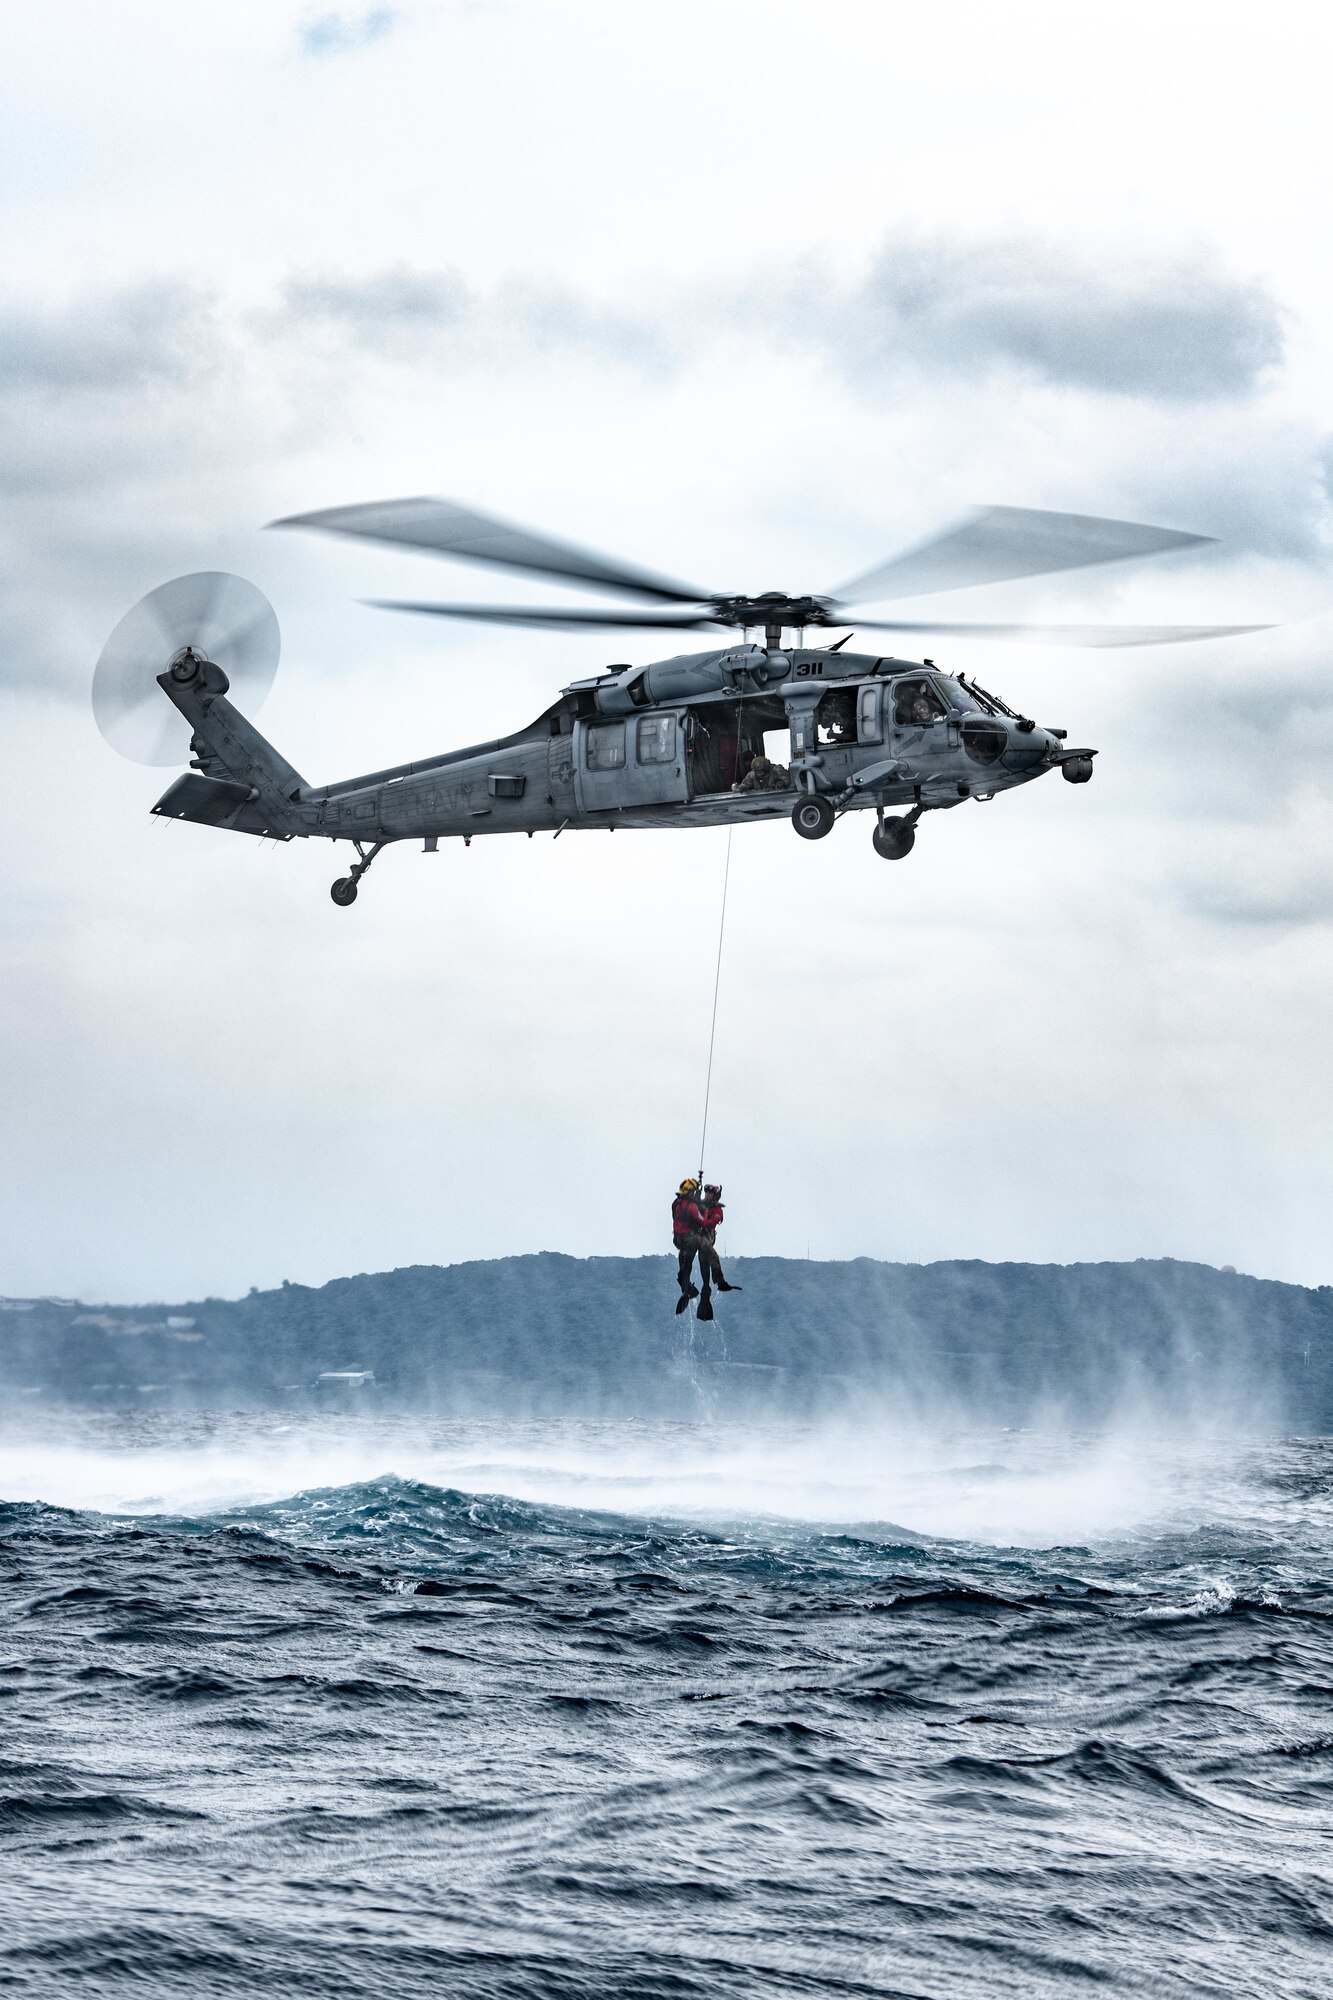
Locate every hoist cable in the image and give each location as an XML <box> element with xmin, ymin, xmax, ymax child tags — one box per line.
<box><xmin>697</xmin><ymin>823</ymin><xmax>733</xmax><ymax>1182</ymax></box>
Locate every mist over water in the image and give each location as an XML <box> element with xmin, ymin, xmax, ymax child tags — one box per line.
<box><xmin>0</xmin><ymin>1409</ymin><xmax>1314</xmax><ymax>1545</ymax></box>
<box><xmin>4</xmin><ymin>1413</ymin><xmax>1332</xmax><ymax>1997</ymax></box>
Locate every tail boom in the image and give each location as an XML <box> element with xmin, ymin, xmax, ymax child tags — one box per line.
<box><xmin>150</xmin><ymin>656</ymin><xmax>307</xmax><ymax>839</ymax></box>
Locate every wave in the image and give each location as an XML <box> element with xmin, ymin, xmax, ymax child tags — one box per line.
<box><xmin>5</xmin><ymin>1431</ymin><xmax>1333</xmax><ymax>1998</ymax></box>
<box><xmin>6</xmin><ymin>1467</ymin><xmax>1328</xmax><ymax>1636</ymax></box>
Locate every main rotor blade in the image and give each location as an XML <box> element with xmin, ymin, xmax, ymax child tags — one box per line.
<box><xmin>366</xmin><ymin>599</ymin><xmax>726</xmax><ymax>633</ymax></box>
<box><xmin>272</xmin><ymin>496</ymin><xmax>709</xmax><ymax>604</ymax></box>
<box><xmin>832</xmin><ymin>506</ymin><xmax>1215</xmax><ymax>606</ymax></box>
<box><xmin>842</xmin><ymin>618</ymin><xmax>1272</xmax><ymax>648</ymax></box>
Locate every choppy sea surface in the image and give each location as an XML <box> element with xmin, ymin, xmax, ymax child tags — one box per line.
<box><xmin>1</xmin><ymin>1412</ymin><xmax>1330</xmax><ymax>1998</ymax></box>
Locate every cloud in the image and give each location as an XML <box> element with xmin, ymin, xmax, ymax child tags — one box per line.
<box><xmin>276</xmin><ymin>265</ymin><xmax>676</xmax><ymax>373</ymax></box>
<box><xmin>1167</xmin><ymin>787</ymin><xmax>1333</xmax><ymax>927</ymax></box>
<box><xmin>0</xmin><ymin>279</ymin><xmax>221</xmax><ymax>395</ymax></box>
<box><xmin>783</xmin><ymin>235</ymin><xmax>1285</xmax><ymax>402</ymax></box>
<box><xmin>277</xmin><ymin>233</ymin><xmax>1286</xmax><ymax>405</ymax></box>
<box><xmin>0</xmin><ymin>241</ymin><xmax>1317</xmax><ymax>713</ymax></box>
<box><xmin>0</xmin><ymin>283</ymin><xmax>317</xmax><ymax>695</ymax></box>
<box><xmin>279</xmin><ymin>267</ymin><xmax>473</xmax><ymax>353</ymax></box>
<box><xmin>297</xmin><ymin>8</ymin><xmax>398</xmax><ymax>57</ymax></box>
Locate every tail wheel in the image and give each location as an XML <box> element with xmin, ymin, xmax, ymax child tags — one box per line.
<box><xmin>330</xmin><ymin>877</ymin><xmax>358</xmax><ymax>906</ymax></box>
<box><xmin>872</xmin><ymin>816</ymin><xmax>916</xmax><ymax>860</ymax></box>
<box><xmin>791</xmin><ymin>795</ymin><xmax>835</xmax><ymax>840</ymax></box>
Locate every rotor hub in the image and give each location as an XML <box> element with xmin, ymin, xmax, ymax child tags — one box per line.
<box><xmin>169</xmin><ymin>644</ymin><xmax>208</xmax><ymax>683</ymax></box>
<box><xmin>709</xmin><ymin>593</ymin><xmax>839</xmax><ymax>630</ymax></box>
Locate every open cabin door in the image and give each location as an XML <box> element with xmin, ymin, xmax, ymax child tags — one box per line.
<box><xmin>574</xmin><ymin>712</ymin><xmax>689</xmax><ymax>812</ymax></box>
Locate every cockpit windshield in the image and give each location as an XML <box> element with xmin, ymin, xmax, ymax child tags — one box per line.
<box><xmin>932</xmin><ymin>676</ymin><xmax>983</xmax><ymax>713</ymax></box>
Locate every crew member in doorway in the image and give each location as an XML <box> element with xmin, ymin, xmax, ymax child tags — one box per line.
<box><xmin>692</xmin><ymin>1183</ymin><xmax>740</xmax><ymax>1321</ymax></box>
<box><xmin>673</xmin><ymin>1178</ymin><xmax>704</xmax><ymax>1311</ymax></box>
<box><xmin>733</xmin><ymin>753</ymin><xmax>790</xmax><ymax>793</ymax></box>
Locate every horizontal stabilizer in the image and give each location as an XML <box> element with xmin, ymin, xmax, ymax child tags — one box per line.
<box><xmin>151</xmin><ymin>772</ymin><xmax>266</xmax><ymax>832</ymax></box>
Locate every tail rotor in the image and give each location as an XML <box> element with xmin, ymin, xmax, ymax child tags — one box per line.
<box><xmin>92</xmin><ymin>571</ymin><xmax>280</xmax><ymax>766</ymax></box>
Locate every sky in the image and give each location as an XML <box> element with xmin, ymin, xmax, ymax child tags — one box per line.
<box><xmin>5</xmin><ymin>0</ymin><xmax>1333</xmax><ymax>1301</ymax></box>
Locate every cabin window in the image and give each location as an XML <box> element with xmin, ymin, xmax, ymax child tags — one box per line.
<box><xmin>857</xmin><ymin>684</ymin><xmax>883</xmax><ymax>744</ymax></box>
<box><xmin>636</xmin><ymin>713</ymin><xmax>677</xmax><ymax>764</ymax></box>
<box><xmin>815</xmin><ymin>689</ymin><xmax>856</xmax><ymax>748</ymax></box>
<box><xmin>586</xmin><ymin>721</ymin><xmax>626</xmax><ymax>770</ymax></box>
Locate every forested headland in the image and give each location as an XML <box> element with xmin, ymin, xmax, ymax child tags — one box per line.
<box><xmin>4</xmin><ymin>1255</ymin><xmax>1331</xmax><ymax>1429</ymax></box>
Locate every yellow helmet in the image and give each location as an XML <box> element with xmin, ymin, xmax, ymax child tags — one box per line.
<box><xmin>678</xmin><ymin>1177</ymin><xmax>700</xmax><ymax>1195</ymax></box>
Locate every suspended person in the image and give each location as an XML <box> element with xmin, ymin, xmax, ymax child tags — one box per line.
<box><xmin>672</xmin><ymin>1178</ymin><xmax>705</xmax><ymax>1312</ymax></box>
<box><xmin>692</xmin><ymin>1182</ymin><xmax>740</xmax><ymax>1322</ymax></box>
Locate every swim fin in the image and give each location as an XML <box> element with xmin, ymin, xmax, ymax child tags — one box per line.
<box><xmin>697</xmin><ymin>1291</ymin><xmax>714</xmax><ymax>1322</ymax></box>
<box><xmin>675</xmin><ymin>1293</ymin><xmax>691</xmax><ymax>1315</ymax></box>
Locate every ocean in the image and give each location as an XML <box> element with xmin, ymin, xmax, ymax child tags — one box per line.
<box><xmin>1</xmin><ymin>1413</ymin><xmax>1330</xmax><ymax>1997</ymax></box>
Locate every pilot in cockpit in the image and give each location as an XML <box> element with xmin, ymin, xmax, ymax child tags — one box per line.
<box><xmin>895</xmin><ymin>679</ymin><xmax>947</xmax><ymax>728</ymax></box>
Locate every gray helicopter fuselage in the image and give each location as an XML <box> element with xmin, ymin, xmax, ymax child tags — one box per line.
<box><xmin>151</xmin><ymin>642</ymin><xmax>1088</xmax><ymax>849</ymax></box>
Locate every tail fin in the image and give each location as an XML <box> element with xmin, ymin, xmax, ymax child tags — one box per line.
<box><xmin>150</xmin><ymin>656</ymin><xmax>307</xmax><ymax>839</ymax></box>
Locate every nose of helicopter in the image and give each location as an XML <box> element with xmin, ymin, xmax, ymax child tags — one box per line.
<box><xmin>1000</xmin><ymin>720</ymin><xmax>1059</xmax><ymax>773</ymax></box>
<box><xmin>1029</xmin><ymin>725</ymin><xmax>1098</xmax><ymax>784</ymax></box>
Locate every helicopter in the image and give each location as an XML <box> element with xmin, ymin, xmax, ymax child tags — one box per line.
<box><xmin>91</xmin><ymin>497</ymin><xmax>1268</xmax><ymax>904</ymax></box>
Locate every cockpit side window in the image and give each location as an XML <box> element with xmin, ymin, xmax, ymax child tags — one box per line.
<box><xmin>893</xmin><ymin>677</ymin><xmax>948</xmax><ymax>727</ymax></box>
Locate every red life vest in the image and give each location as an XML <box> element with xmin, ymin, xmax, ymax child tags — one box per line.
<box><xmin>695</xmin><ymin>1200</ymin><xmax>723</xmax><ymax>1234</ymax></box>
<box><xmin>672</xmin><ymin>1193</ymin><xmax>701</xmax><ymax>1241</ymax></box>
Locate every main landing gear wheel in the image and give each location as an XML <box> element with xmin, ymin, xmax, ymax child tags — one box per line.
<box><xmin>873</xmin><ymin>815</ymin><xmax>916</xmax><ymax>860</ymax></box>
<box><xmin>791</xmin><ymin>795</ymin><xmax>835</xmax><ymax>840</ymax></box>
<box><xmin>330</xmin><ymin>877</ymin><xmax>358</xmax><ymax>906</ymax></box>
